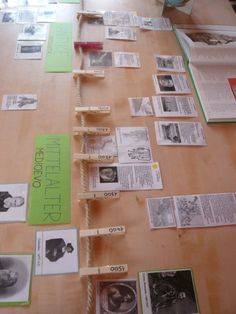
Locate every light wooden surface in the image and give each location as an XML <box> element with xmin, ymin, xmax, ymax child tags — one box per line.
<box><xmin>0</xmin><ymin>0</ymin><xmax>236</xmax><ymax>313</ymax></box>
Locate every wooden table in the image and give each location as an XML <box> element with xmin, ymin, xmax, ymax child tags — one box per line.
<box><xmin>0</xmin><ymin>0</ymin><xmax>236</xmax><ymax>313</ymax></box>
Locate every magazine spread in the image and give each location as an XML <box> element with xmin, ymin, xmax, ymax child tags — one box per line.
<box><xmin>152</xmin><ymin>95</ymin><xmax>197</xmax><ymax>117</ymax></box>
<box><xmin>154</xmin><ymin>121</ymin><xmax>206</xmax><ymax>146</ymax></box>
<box><xmin>175</xmin><ymin>24</ymin><xmax>236</xmax><ymax>122</ymax></box>
<box><xmin>88</xmin><ymin>162</ymin><xmax>163</xmax><ymax>191</ymax></box>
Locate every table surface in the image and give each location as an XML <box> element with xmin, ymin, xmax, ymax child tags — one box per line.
<box><xmin>0</xmin><ymin>0</ymin><xmax>236</xmax><ymax>313</ymax></box>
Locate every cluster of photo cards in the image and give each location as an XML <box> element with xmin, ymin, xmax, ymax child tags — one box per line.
<box><xmin>147</xmin><ymin>192</ymin><xmax>236</xmax><ymax>229</ymax></box>
<box><xmin>89</xmin><ymin>51</ymin><xmax>141</xmax><ymax>68</ymax></box>
<box><xmin>139</xmin><ymin>268</ymin><xmax>199</xmax><ymax>314</ymax></box>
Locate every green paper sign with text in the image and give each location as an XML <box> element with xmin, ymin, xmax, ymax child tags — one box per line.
<box><xmin>28</xmin><ymin>134</ymin><xmax>70</xmax><ymax>225</ymax></box>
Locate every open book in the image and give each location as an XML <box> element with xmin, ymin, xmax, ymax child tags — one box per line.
<box><xmin>175</xmin><ymin>24</ymin><xmax>236</xmax><ymax>122</ymax></box>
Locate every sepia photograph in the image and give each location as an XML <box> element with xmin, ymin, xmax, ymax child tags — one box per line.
<box><xmin>96</xmin><ymin>279</ymin><xmax>138</xmax><ymax>314</ymax></box>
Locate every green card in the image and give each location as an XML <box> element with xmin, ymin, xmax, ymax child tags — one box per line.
<box><xmin>45</xmin><ymin>23</ymin><xmax>73</xmax><ymax>72</ymax></box>
<box><xmin>28</xmin><ymin>134</ymin><xmax>70</xmax><ymax>225</ymax></box>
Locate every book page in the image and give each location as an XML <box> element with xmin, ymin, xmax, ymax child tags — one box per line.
<box><xmin>189</xmin><ymin>63</ymin><xmax>236</xmax><ymax>121</ymax></box>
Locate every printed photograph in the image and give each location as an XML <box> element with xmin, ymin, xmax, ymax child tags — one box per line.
<box><xmin>147</xmin><ymin>197</ymin><xmax>176</xmax><ymax>229</ymax></box>
<box><xmin>161</xmin><ymin>123</ymin><xmax>181</xmax><ymax>143</ymax></box>
<box><xmin>96</xmin><ymin>279</ymin><xmax>138</xmax><ymax>314</ymax></box>
<box><xmin>174</xmin><ymin>195</ymin><xmax>204</xmax><ymax>227</ymax></box>
<box><xmin>156</xmin><ymin>56</ymin><xmax>175</xmax><ymax>70</ymax></box>
<box><xmin>85</xmin><ymin>135</ymin><xmax>118</xmax><ymax>156</ymax></box>
<box><xmin>89</xmin><ymin>51</ymin><xmax>113</xmax><ymax>67</ymax></box>
<box><xmin>186</xmin><ymin>31</ymin><xmax>236</xmax><ymax>45</ymax></box>
<box><xmin>36</xmin><ymin>8</ymin><xmax>56</xmax><ymax>23</ymax></box>
<box><xmin>105</xmin><ymin>26</ymin><xmax>137</xmax><ymax>41</ymax></box>
<box><xmin>35</xmin><ymin>228</ymin><xmax>79</xmax><ymax>275</ymax></box>
<box><xmin>141</xmin><ymin>269</ymin><xmax>199</xmax><ymax>314</ymax></box>
<box><xmin>1</xmin><ymin>94</ymin><xmax>37</xmax><ymax>110</ymax></box>
<box><xmin>161</xmin><ymin>96</ymin><xmax>178</xmax><ymax>112</ymax></box>
<box><xmin>156</xmin><ymin>75</ymin><xmax>176</xmax><ymax>92</ymax></box>
<box><xmin>17</xmin><ymin>24</ymin><xmax>48</xmax><ymax>41</ymax></box>
<box><xmin>0</xmin><ymin>254</ymin><xmax>33</xmax><ymax>306</ymax></box>
<box><xmin>15</xmin><ymin>41</ymin><xmax>43</xmax><ymax>59</ymax></box>
<box><xmin>0</xmin><ymin>10</ymin><xmax>17</xmax><ymax>23</ymax></box>
<box><xmin>128</xmin><ymin>97</ymin><xmax>153</xmax><ymax>116</ymax></box>
<box><xmin>0</xmin><ymin>183</ymin><xmax>28</xmax><ymax>222</ymax></box>
<box><xmin>99</xmin><ymin>167</ymin><xmax>118</xmax><ymax>183</ymax></box>
<box><xmin>16</xmin><ymin>8</ymin><xmax>37</xmax><ymax>24</ymax></box>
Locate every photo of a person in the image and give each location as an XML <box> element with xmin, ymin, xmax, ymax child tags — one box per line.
<box><xmin>0</xmin><ymin>191</ymin><xmax>24</xmax><ymax>212</ymax></box>
<box><xmin>45</xmin><ymin>238</ymin><xmax>74</xmax><ymax>262</ymax></box>
<box><xmin>157</xmin><ymin>75</ymin><xmax>176</xmax><ymax>92</ymax></box>
<box><xmin>98</xmin><ymin>281</ymin><xmax>138</xmax><ymax>314</ymax></box>
<box><xmin>99</xmin><ymin>167</ymin><xmax>118</xmax><ymax>183</ymax></box>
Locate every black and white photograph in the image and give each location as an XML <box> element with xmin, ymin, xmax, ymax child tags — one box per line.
<box><xmin>147</xmin><ymin>197</ymin><xmax>176</xmax><ymax>229</ymax></box>
<box><xmin>154</xmin><ymin>55</ymin><xmax>185</xmax><ymax>72</ymax></box>
<box><xmin>152</xmin><ymin>95</ymin><xmax>197</xmax><ymax>117</ymax></box>
<box><xmin>115</xmin><ymin>127</ymin><xmax>153</xmax><ymax>163</ymax></box>
<box><xmin>0</xmin><ymin>183</ymin><xmax>28</xmax><ymax>222</ymax></box>
<box><xmin>105</xmin><ymin>26</ymin><xmax>137</xmax><ymax>41</ymax></box>
<box><xmin>139</xmin><ymin>268</ymin><xmax>199</xmax><ymax>314</ymax></box>
<box><xmin>89</xmin><ymin>51</ymin><xmax>113</xmax><ymax>67</ymax></box>
<box><xmin>138</xmin><ymin>16</ymin><xmax>172</xmax><ymax>31</ymax></box>
<box><xmin>17</xmin><ymin>24</ymin><xmax>48</xmax><ymax>41</ymax></box>
<box><xmin>96</xmin><ymin>279</ymin><xmax>138</xmax><ymax>314</ymax></box>
<box><xmin>153</xmin><ymin>74</ymin><xmax>191</xmax><ymax>94</ymax></box>
<box><xmin>35</xmin><ymin>228</ymin><xmax>79</xmax><ymax>275</ymax></box>
<box><xmin>154</xmin><ymin>121</ymin><xmax>206</xmax><ymax>146</ymax></box>
<box><xmin>174</xmin><ymin>195</ymin><xmax>204</xmax><ymax>227</ymax></box>
<box><xmin>128</xmin><ymin>97</ymin><xmax>154</xmax><ymax>116</ymax></box>
<box><xmin>15</xmin><ymin>41</ymin><xmax>43</xmax><ymax>59</ymax></box>
<box><xmin>99</xmin><ymin>166</ymin><xmax>118</xmax><ymax>183</ymax></box>
<box><xmin>0</xmin><ymin>10</ymin><xmax>17</xmax><ymax>23</ymax></box>
<box><xmin>84</xmin><ymin>135</ymin><xmax>118</xmax><ymax>156</ymax></box>
<box><xmin>1</xmin><ymin>94</ymin><xmax>37</xmax><ymax>110</ymax></box>
<box><xmin>0</xmin><ymin>254</ymin><xmax>33</xmax><ymax>306</ymax></box>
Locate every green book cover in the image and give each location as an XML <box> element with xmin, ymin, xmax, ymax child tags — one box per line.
<box><xmin>45</xmin><ymin>22</ymin><xmax>73</xmax><ymax>72</ymax></box>
<box><xmin>28</xmin><ymin>134</ymin><xmax>70</xmax><ymax>225</ymax></box>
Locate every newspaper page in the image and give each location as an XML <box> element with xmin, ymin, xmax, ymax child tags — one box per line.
<box><xmin>35</xmin><ymin>228</ymin><xmax>79</xmax><ymax>275</ymax></box>
<box><xmin>88</xmin><ymin>162</ymin><xmax>163</xmax><ymax>191</ymax></box>
<box><xmin>146</xmin><ymin>197</ymin><xmax>176</xmax><ymax>229</ymax></box>
<box><xmin>115</xmin><ymin>127</ymin><xmax>153</xmax><ymax>163</ymax></box>
<box><xmin>37</xmin><ymin>7</ymin><xmax>56</xmax><ymax>23</ymax></box>
<box><xmin>14</xmin><ymin>41</ymin><xmax>43</xmax><ymax>59</ymax></box>
<box><xmin>103</xmin><ymin>10</ymin><xmax>139</xmax><ymax>27</ymax></box>
<box><xmin>96</xmin><ymin>279</ymin><xmax>138</xmax><ymax>314</ymax></box>
<box><xmin>174</xmin><ymin>193</ymin><xmax>236</xmax><ymax>228</ymax></box>
<box><xmin>128</xmin><ymin>97</ymin><xmax>154</xmax><ymax>116</ymax></box>
<box><xmin>139</xmin><ymin>269</ymin><xmax>199</xmax><ymax>314</ymax></box>
<box><xmin>84</xmin><ymin>135</ymin><xmax>118</xmax><ymax>156</ymax></box>
<box><xmin>154</xmin><ymin>54</ymin><xmax>185</xmax><ymax>72</ymax></box>
<box><xmin>189</xmin><ymin>64</ymin><xmax>236</xmax><ymax>122</ymax></box>
<box><xmin>114</xmin><ymin>52</ymin><xmax>141</xmax><ymax>68</ymax></box>
<box><xmin>152</xmin><ymin>95</ymin><xmax>197</xmax><ymax>117</ymax></box>
<box><xmin>105</xmin><ymin>26</ymin><xmax>137</xmax><ymax>41</ymax></box>
<box><xmin>153</xmin><ymin>74</ymin><xmax>191</xmax><ymax>94</ymax></box>
<box><xmin>138</xmin><ymin>16</ymin><xmax>172</xmax><ymax>31</ymax></box>
<box><xmin>1</xmin><ymin>94</ymin><xmax>37</xmax><ymax>110</ymax></box>
<box><xmin>17</xmin><ymin>24</ymin><xmax>48</xmax><ymax>41</ymax></box>
<box><xmin>154</xmin><ymin>121</ymin><xmax>206</xmax><ymax>146</ymax></box>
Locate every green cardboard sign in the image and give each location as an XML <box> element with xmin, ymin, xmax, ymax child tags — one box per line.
<box><xmin>28</xmin><ymin>134</ymin><xmax>70</xmax><ymax>225</ymax></box>
<box><xmin>45</xmin><ymin>23</ymin><xmax>73</xmax><ymax>72</ymax></box>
